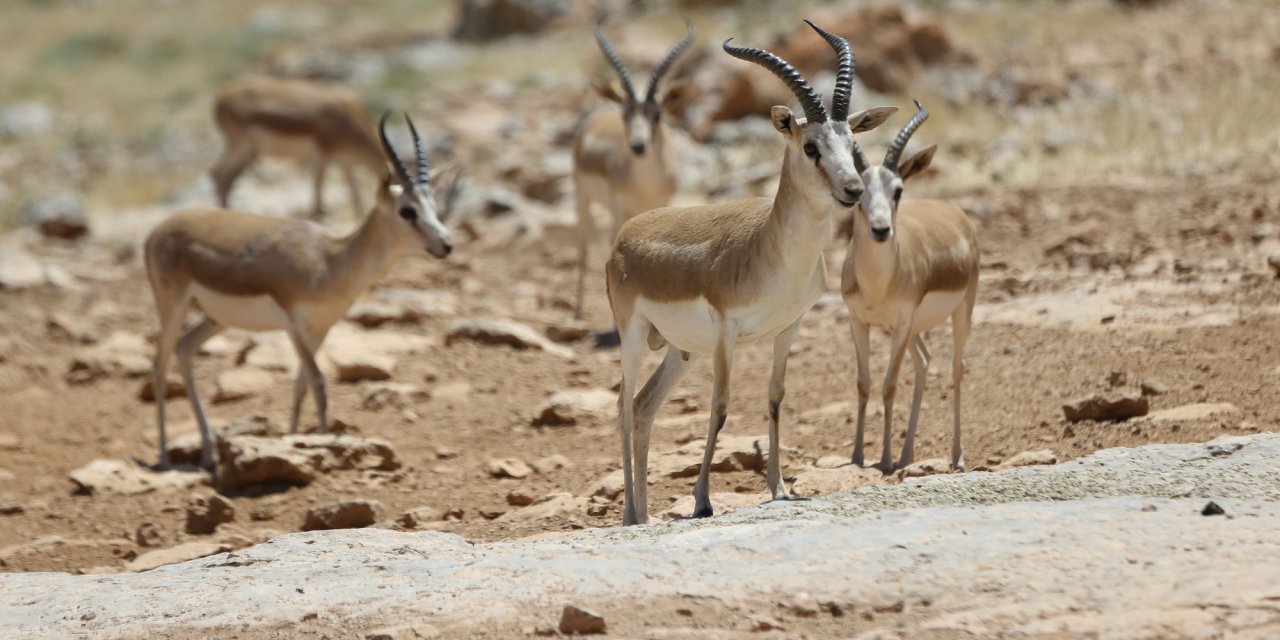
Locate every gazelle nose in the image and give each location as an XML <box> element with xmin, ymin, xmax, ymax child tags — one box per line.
<box><xmin>844</xmin><ymin>186</ymin><xmax>863</xmax><ymax>200</ymax></box>
<box><xmin>441</xmin><ymin>241</ymin><xmax>454</xmax><ymax>256</ymax></box>
<box><xmin>871</xmin><ymin>227</ymin><xmax>891</xmax><ymax>242</ymax></box>
<box><xmin>630</xmin><ymin>142</ymin><xmax>647</xmax><ymax>155</ymax></box>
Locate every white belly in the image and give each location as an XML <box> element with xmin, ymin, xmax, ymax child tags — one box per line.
<box><xmin>190</xmin><ymin>283</ymin><xmax>291</xmax><ymax>332</ymax></box>
<box><xmin>846</xmin><ymin>289</ymin><xmax>965</xmax><ymax>333</ymax></box>
<box><xmin>637</xmin><ymin>288</ymin><xmax>821</xmax><ymax>355</ymax></box>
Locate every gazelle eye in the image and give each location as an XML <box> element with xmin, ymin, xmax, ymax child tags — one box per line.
<box><xmin>399</xmin><ymin>206</ymin><xmax>417</xmax><ymax>220</ymax></box>
<box><xmin>893</xmin><ymin>187</ymin><xmax>903</xmax><ymax>202</ymax></box>
<box><xmin>803</xmin><ymin>142</ymin><xmax>819</xmax><ymax>159</ymax></box>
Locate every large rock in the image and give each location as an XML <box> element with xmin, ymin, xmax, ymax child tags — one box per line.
<box><xmin>531</xmin><ymin>388</ymin><xmax>615</xmax><ymax>426</ymax></box>
<box><xmin>328</xmin><ymin>345</ymin><xmax>395</xmax><ymax>383</ymax></box>
<box><xmin>5</xmin><ymin>435</ymin><xmax>1280</xmax><ymax>637</ymax></box>
<box><xmin>0</xmin><ymin>246</ymin><xmax>47</xmax><ymax>290</ymax></box>
<box><xmin>791</xmin><ymin>464</ymin><xmax>883</xmax><ymax>497</ymax></box>
<box><xmin>167</xmin><ymin>415</ymin><xmax>282</xmax><ymax>467</ymax></box>
<box><xmin>185</xmin><ymin>494</ymin><xmax>236</xmax><ymax>535</ymax></box>
<box><xmin>453</xmin><ymin>0</ymin><xmax>574</xmax><ymax>41</ymax></box>
<box><xmin>23</xmin><ymin>192</ymin><xmax>89</xmax><ymax>240</ymax></box>
<box><xmin>347</xmin><ymin>289</ymin><xmax>458</xmax><ymax>327</ymax></box>
<box><xmin>67</xmin><ymin>331</ymin><xmax>151</xmax><ymax>384</ymax></box>
<box><xmin>496</xmin><ymin>493</ymin><xmax>587</xmax><ymax>523</ymax></box>
<box><xmin>69</xmin><ymin>459</ymin><xmax>207</xmax><ymax>496</ymax></box>
<box><xmin>651</xmin><ymin>435</ymin><xmax>775</xmax><ymax>479</ymax></box>
<box><xmin>302</xmin><ymin>500</ymin><xmax>384</xmax><ymax>531</ymax></box>
<box><xmin>445</xmin><ymin>318</ymin><xmax>572</xmax><ymax>358</ymax></box>
<box><xmin>216</xmin><ymin>435</ymin><xmax>399</xmax><ymax>489</ymax></box>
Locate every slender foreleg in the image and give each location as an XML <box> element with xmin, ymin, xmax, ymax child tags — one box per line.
<box><xmin>877</xmin><ymin>320</ymin><xmax>914</xmax><ymax>472</ymax></box>
<box><xmin>766</xmin><ymin>318</ymin><xmax>802</xmax><ymax>500</ymax></box>
<box><xmin>175</xmin><ymin>318</ymin><xmax>224</xmax><ymax>469</ymax></box>
<box><xmin>693</xmin><ymin>318</ymin><xmax>736</xmax><ymax>518</ymax></box>
<box><xmin>849</xmin><ymin>319</ymin><xmax>872</xmax><ymax>466</ymax></box>
<box><xmin>898</xmin><ymin>335</ymin><xmax>930</xmax><ymax>469</ymax></box>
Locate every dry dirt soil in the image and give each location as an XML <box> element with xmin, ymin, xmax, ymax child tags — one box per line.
<box><xmin>1</xmin><ymin>0</ymin><xmax>1280</xmax><ymax>636</ymax></box>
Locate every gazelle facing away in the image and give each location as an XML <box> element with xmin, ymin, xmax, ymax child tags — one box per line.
<box><xmin>841</xmin><ymin>100</ymin><xmax>979</xmax><ymax>473</ymax></box>
<box><xmin>147</xmin><ymin>114</ymin><xmax>452</xmax><ymax>470</ymax></box>
<box><xmin>572</xmin><ymin>19</ymin><xmax>694</xmax><ymax>320</ymax></box>
<box><xmin>212</xmin><ymin>76</ymin><xmax>387</xmax><ymax>219</ymax></box>
<box><xmin>606</xmin><ymin>21</ymin><xmax>896</xmax><ymax>525</ymax></box>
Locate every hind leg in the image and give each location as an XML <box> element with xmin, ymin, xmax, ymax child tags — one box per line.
<box><xmin>616</xmin><ymin>314</ymin><xmax>650</xmax><ymax>525</ymax></box>
<box><xmin>573</xmin><ymin>184</ymin><xmax>592</xmax><ymax>320</ymax></box>
<box><xmin>631</xmin><ymin>344</ymin><xmax>700</xmax><ymax>523</ymax></box>
<box><xmin>949</xmin><ymin>291</ymin><xmax>976</xmax><ymax>471</ymax></box>
<box><xmin>150</xmin><ymin>291</ymin><xmax>191</xmax><ymax>468</ymax></box>
<box><xmin>176</xmin><ymin>318</ymin><xmax>224</xmax><ymax>470</ymax></box>
<box><xmin>897</xmin><ymin>335</ymin><xmax>930</xmax><ymax>469</ymax></box>
<box><xmin>765</xmin><ymin>319</ymin><xmax>802</xmax><ymax>500</ymax></box>
<box><xmin>210</xmin><ymin>139</ymin><xmax>257</xmax><ymax>208</ymax></box>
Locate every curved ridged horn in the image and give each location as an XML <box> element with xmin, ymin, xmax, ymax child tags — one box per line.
<box><xmin>379</xmin><ymin>112</ymin><xmax>413</xmax><ymax>186</ymax></box>
<box><xmin>885</xmin><ymin>99</ymin><xmax>929</xmax><ymax>172</ymax></box>
<box><xmin>405</xmin><ymin>114</ymin><xmax>429</xmax><ymax>185</ymax></box>
<box><xmin>804</xmin><ymin>20</ymin><xmax>854</xmax><ymax>122</ymax></box>
<box><xmin>722</xmin><ymin>37</ymin><xmax>827</xmax><ymax>124</ymax></box>
<box><xmin>595</xmin><ymin>18</ymin><xmax>637</xmax><ymax>102</ymax></box>
<box><xmin>645</xmin><ymin>20</ymin><xmax>695</xmax><ymax>104</ymax></box>
<box><xmin>852</xmin><ymin>139</ymin><xmax>870</xmax><ymax>175</ymax></box>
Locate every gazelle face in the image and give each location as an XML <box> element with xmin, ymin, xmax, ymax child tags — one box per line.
<box><xmin>774</xmin><ymin>105</ymin><xmax>897</xmax><ymax>210</ymax></box>
<box><xmin>859</xmin><ymin>166</ymin><xmax>903</xmax><ymax>243</ymax></box>
<box><xmin>622</xmin><ymin>100</ymin><xmax>656</xmax><ymax>156</ymax></box>
<box><xmin>384</xmin><ymin>179</ymin><xmax>452</xmax><ymax>258</ymax></box>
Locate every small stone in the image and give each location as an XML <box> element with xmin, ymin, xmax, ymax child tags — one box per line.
<box><xmin>434</xmin><ymin>446</ymin><xmax>459</xmax><ymax>460</ymax></box>
<box><xmin>558</xmin><ymin>605</ymin><xmax>606</xmax><ymax>635</ymax></box>
<box><xmin>328</xmin><ymin>346</ymin><xmax>395</xmax><ymax>383</ymax></box>
<box><xmin>751</xmin><ymin>615</ymin><xmax>785</xmax><ymax>632</ymax></box>
<box><xmin>545</xmin><ymin>323</ymin><xmax>589</xmax><ymax>343</ymax></box>
<box><xmin>67</xmin><ymin>331</ymin><xmax>151</xmax><ymax>383</ymax></box>
<box><xmin>185</xmin><ymin>494</ymin><xmax>236</xmax><ymax>535</ymax></box>
<box><xmin>814</xmin><ymin>455</ymin><xmax>848</xmax><ymax>469</ymax></box>
<box><xmin>590</xmin><ymin>470</ymin><xmax>624</xmax><ymax>501</ymax></box>
<box><xmin>1201</xmin><ymin>501</ymin><xmax>1225</xmax><ymax>516</ymax></box>
<box><xmin>395</xmin><ymin>506</ymin><xmax>444</xmax><ymax>529</ymax></box>
<box><xmin>125</xmin><ymin>542</ymin><xmax>230</xmax><ymax>572</ymax></box>
<box><xmin>899</xmin><ymin>458</ymin><xmax>951</xmax><ymax>478</ymax></box>
<box><xmin>445</xmin><ymin>318</ymin><xmax>573</xmax><ymax>358</ymax></box>
<box><xmin>1107</xmin><ymin>371</ymin><xmax>1127</xmax><ymax>388</ymax></box>
<box><xmin>0</xmin><ymin>246</ymin><xmax>46</xmax><ymax>290</ymax></box>
<box><xmin>361</xmin><ymin>382</ymin><xmax>427</xmax><ymax>411</ymax></box>
<box><xmin>792</xmin><ymin>465</ymin><xmax>882</xmax><ymax>496</ymax></box>
<box><xmin>138</xmin><ymin>377</ymin><xmax>186</xmax><ymax>403</ymax></box>
<box><xmin>1140</xmin><ymin>380</ymin><xmax>1167</xmax><ymax>396</ymax></box>
<box><xmin>134</xmin><ymin>523</ymin><xmax>163</xmax><ymax>547</ymax></box>
<box><xmin>0</xmin><ymin>502</ymin><xmax>23</xmax><ymax>515</ymax></box>
<box><xmin>1062</xmin><ymin>393</ymin><xmax>1149</xmax><ymax>422</ymax></box>
<box><xmin>532</xmin><ymin>388</ymin><xmax>615</xmax><ymax>426</ymax></box>
<box><xmin>488</xmin><ymin>458</ymin><xmax>532</xmax><ymax>479</ymax></box>
<box><xmin>25</xmin><ymin>192</ymin><xmax>89</xmax><ymax>240</ymax></box>
<box><xmin>213</xmin><ymin>367</ymin><xmax>274</xmax><ymax>403</ymax></box>
<box><xmin>0</xmin><ymin>433</ymin><xmax>19</xmax><ymax>450</ymax></box>
<box><xmin>69</xmin><ymin>459</ymin><xmax>206</xmax><ymax>496</ymax></box>
<box><xmin>996</xmin><ymin>449</ymin><xmax>1058</xmax><ymax>469</ymax></box>
<box><xmin>1143</xmin><ymin>403</ymin><xmax>1238</xmax><ymax>424</ymax></box>
<box><xmin>302</xmin><ymin>499</ymin><xmax>384</xmax><ymax>531</ymax></box>
<box><xmin>47</xmin><ymin>312</ymin><xmax>97</xmax><ymax>343</ymax></box>
<box><xmin>1268</xmin><ymin>255</ymin><xmax>1280</xmax><ymax>279</ymax></box>
<box><xmin>506</xmin><ymin>489</ymin><xmax>536</xmax><ymax>506</ymax></box>
<box><xmin>216</xmin><ymin>434</ymin><xmax>399</xmax><ymax>490</ymax></box>
<box><xmin>532</xmin><ymin>454</ymin><xmax>571</xmax><ymax>474</ymax></box>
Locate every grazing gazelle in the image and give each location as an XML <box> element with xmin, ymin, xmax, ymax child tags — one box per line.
<box><xmin>572</xmin><ymin>18</ymin><xmax>694</xmax><ymax>320</ymax></box>
<box><xmin>211</xmin><ymin>76</ymin><xmax>387</xmax><ymax>219</ymax></box>
<box><xmin>606</xmin><ymin>21</ymin><xmax>896</xmax><ymax>525</ymax></box>
<box><xmin>841</xmin><ymin>100</ymin><xmax>979</xmax><ymax>473</ymax></box>
<box><xmin>146</xmin><ymin>114</ymin><xmax>453</xmax><ymax>470</ymax></box>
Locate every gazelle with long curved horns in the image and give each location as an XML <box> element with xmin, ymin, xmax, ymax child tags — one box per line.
<box><xmin>606</xmin><ymin>21</ymin><xmax>897</xmax><ymax>525</ymax></box>
<box><xmin>145</xmin><ymin>114</ymin><xmax>453</xmax><ymax>470</ymax></box>
<box><xmin>572</xmin><ymin>18</ymin><xmax>695</xmax><ymax>320</ymax></box>
<box><xmin>841</xmin><ymin>100</ymin><xmax>979</xmax><ymax>473</ymax></box>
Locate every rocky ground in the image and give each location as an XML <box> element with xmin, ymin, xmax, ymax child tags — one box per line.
<box><xmin>1</xmin><ymin>0</ymin><xmax>1279</xmax><ymax>637</ymax></box>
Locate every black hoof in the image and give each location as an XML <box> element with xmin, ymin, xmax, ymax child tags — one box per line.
<box><xmin>593</xmin><ymin>329</ymin><xmax>621</xmax><ymax>350</ymax></box>
<box><xmin>693</xmin><ymin>505</ymin><xmax>714</xmax><ymax>519</ymax></box>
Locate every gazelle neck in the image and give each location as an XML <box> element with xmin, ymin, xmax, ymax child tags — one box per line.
<box><xmin>765</xmin><ymin>153</ymin><xmax>835</xmax><ymax>271</ymax></box>
<box><xmin>849</xmin><ymin>213</ymin><xmax>900</xmax><ymax>302</ymax></box>
<box><xmin>326</xmin><ymin>212</ymin><xmax>406</xmax><ymax>300</ymax></box>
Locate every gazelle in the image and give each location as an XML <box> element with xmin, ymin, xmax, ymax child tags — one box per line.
<box><xmin>841</xmin><ymin>100</ymin><xmax>979</xmax><ymax>473</ymax></box>
<box><xmin>146</xmin><ymin>114</ymin><xmax>453</xmax><ymax>470</ymax></box>
<box><xmin>211</xmin><ymin>76</ymin><xmax>387</xmax><ymax>219</ymax></box>
<box><xmin>605</xmin><ymin>21</ymin><xmax>896</xmax><ymax>525</ymax></box>
<box><xmin>572</xmin><ymin>19</ymin><xmax>694</xmax><ymax>320</ymax></box>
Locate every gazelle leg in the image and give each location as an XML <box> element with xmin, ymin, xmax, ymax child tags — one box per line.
<box><xmin>573</xmin><ymin>186</ymin><xmax>591</xmax><ymax>321</ymax></box>
<box><xmin>287</xmin><ymin>320</ymin><xmax>329</xmax><ymax>433</ymax></box>
<box><xmin>766</xmin><ymin>318</ymin><xmax>802</xmax><ymax>500</ymax></box>
<box><xmin>848</xmin><ymin>318</ymin><xmax>872</xmax><ymax>467</ymax></box>
<box><xmin>631</xmin><ymin>345</ymin><xmax>700</xmax><ymax>524</ymax></box>
<box><xmin>343</xmin><ymin>165</ymin><xmax>364</xmax><ymax>218</ymax></box>
<box><xmin>950</xmin><ymin>289</ymin><xmax>977</xmax><ymax>471</ymax></box>
<box><xmin>616</xmin><ymin>315</ymin><xmax>650</xmax><ymax>525</ymax></box>
<box><xmin>210</xmin><ymin>140</ymin><xmax>257</xmax><ymax>208</ymax></box>
<box><xmin>288</xmin><ymin>368</ymin><xmax>309</xmax><ymax>435</ymax></box>
<box><xmin>150</xmin><ymin>292</ymin><xmax>190</xmax><ymax>468</ymax></box>
<box><xmin>175</xmin><ymin>318</ymin><xmax>224</xmax><ymax>470</ymax></box>
<box><xmin>310</xmin><ymin>158</ymin><xmax>329</xmax><ymax>220</ymax></box>
<box><xmin>877</xmin><ymin>322</ymin><xmax>914</xmax><ymax>472</ymax></box>
<box><xmin>898</xmin><ymin>335</ymin><xmax>931</xmax><ymax>469</ymax></box>
<box><xmin>694</xmin><ymin>319</ymin><xmax>736</xmax><ymax>518</ymax></box>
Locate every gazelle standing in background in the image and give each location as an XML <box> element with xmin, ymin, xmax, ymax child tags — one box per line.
<box><xmin>572</xmin><ymin>18</ymin><xmax>694</xmax><ymax>320</ymax></box>
<box><xmin>606</xmin><ymin>21</ymin><xmax>896</xmax><ymax>525</ymax></box>
<box><xmin>211</xmin><ymin>76</ymin><xmax>389</xmax><ymax>219</ymax></box>
<box><xmin>841</xmin><ymin>100</ymin><xmax>979</xmax><ymax>473</ymax></box>
<box><xmin>146</xmin><ymin>114</ymin><xmax>453</xmax><ymax>470</ymax></box>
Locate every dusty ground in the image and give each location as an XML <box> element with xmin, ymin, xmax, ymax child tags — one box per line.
<box><xmin>1</xmin><ymin>0</ymin><xmax>1280</xmax><ymax>635</ymax></box>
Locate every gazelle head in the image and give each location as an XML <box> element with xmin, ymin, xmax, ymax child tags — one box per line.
<box><xmin>376</xmin><ymin>112</ymin><xmax>453</xmax><ymax>259</ymax></box>
<box><xmin>593</xmin><ymin>18</ymin><xmax>694</xmax><ymax>157</ymax></box>
<box><xmin>854</xmin><ymin>100</ymin><xmax>937</xmax><ymax>243</ymax></box>
<box><xmin>724</xmin><ymin>21</ymin><xmax>896</xmax><ymax>210</ymax></box>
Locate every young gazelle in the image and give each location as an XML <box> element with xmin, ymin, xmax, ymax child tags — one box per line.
<box><xmin>146</xmin><ymin>114</ymin><xmax>453</xmax><ymax>470</ymax></box>
<box><xmin>212</xmin><ymin>76</ymin><xmax>387</xmax><ymax>219</ymax></box>
<box><xmin>841</xmin><ymin>101</ymin><xmax>979</xmax><ymax>472</ymax></box>
<box><xmin>606</xmin><ymin>22</ymin><xmax>896</xmax><ymax>525</ymax></box>
<box><xmin>572</xmin><ymin>19</ymin><xmax>694</xmax><ymax>320</ymax></box>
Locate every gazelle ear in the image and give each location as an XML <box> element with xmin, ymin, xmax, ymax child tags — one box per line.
<box><xmin>847</xmin><ymin>106</ymin><xmax>898</xmax><ymax>133</ymax></box>
<box><xmin>594</xmin><ymin>78</ymin><xmax>628</xmax><ymax>104</ymax></box>
<box><xmin>898</xmin><ymin>144</ymin><xmax>938</xmax><ymax>182</ymax></box>
<box><xmin>771</xmin><ymin>105</ymin><xmax>796</xmax><ymax>134</ymax></box>
<box><xmin>660</xmin><ymin>80</ymin><xmax>687</xmax><ymax>107</ymax></box>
